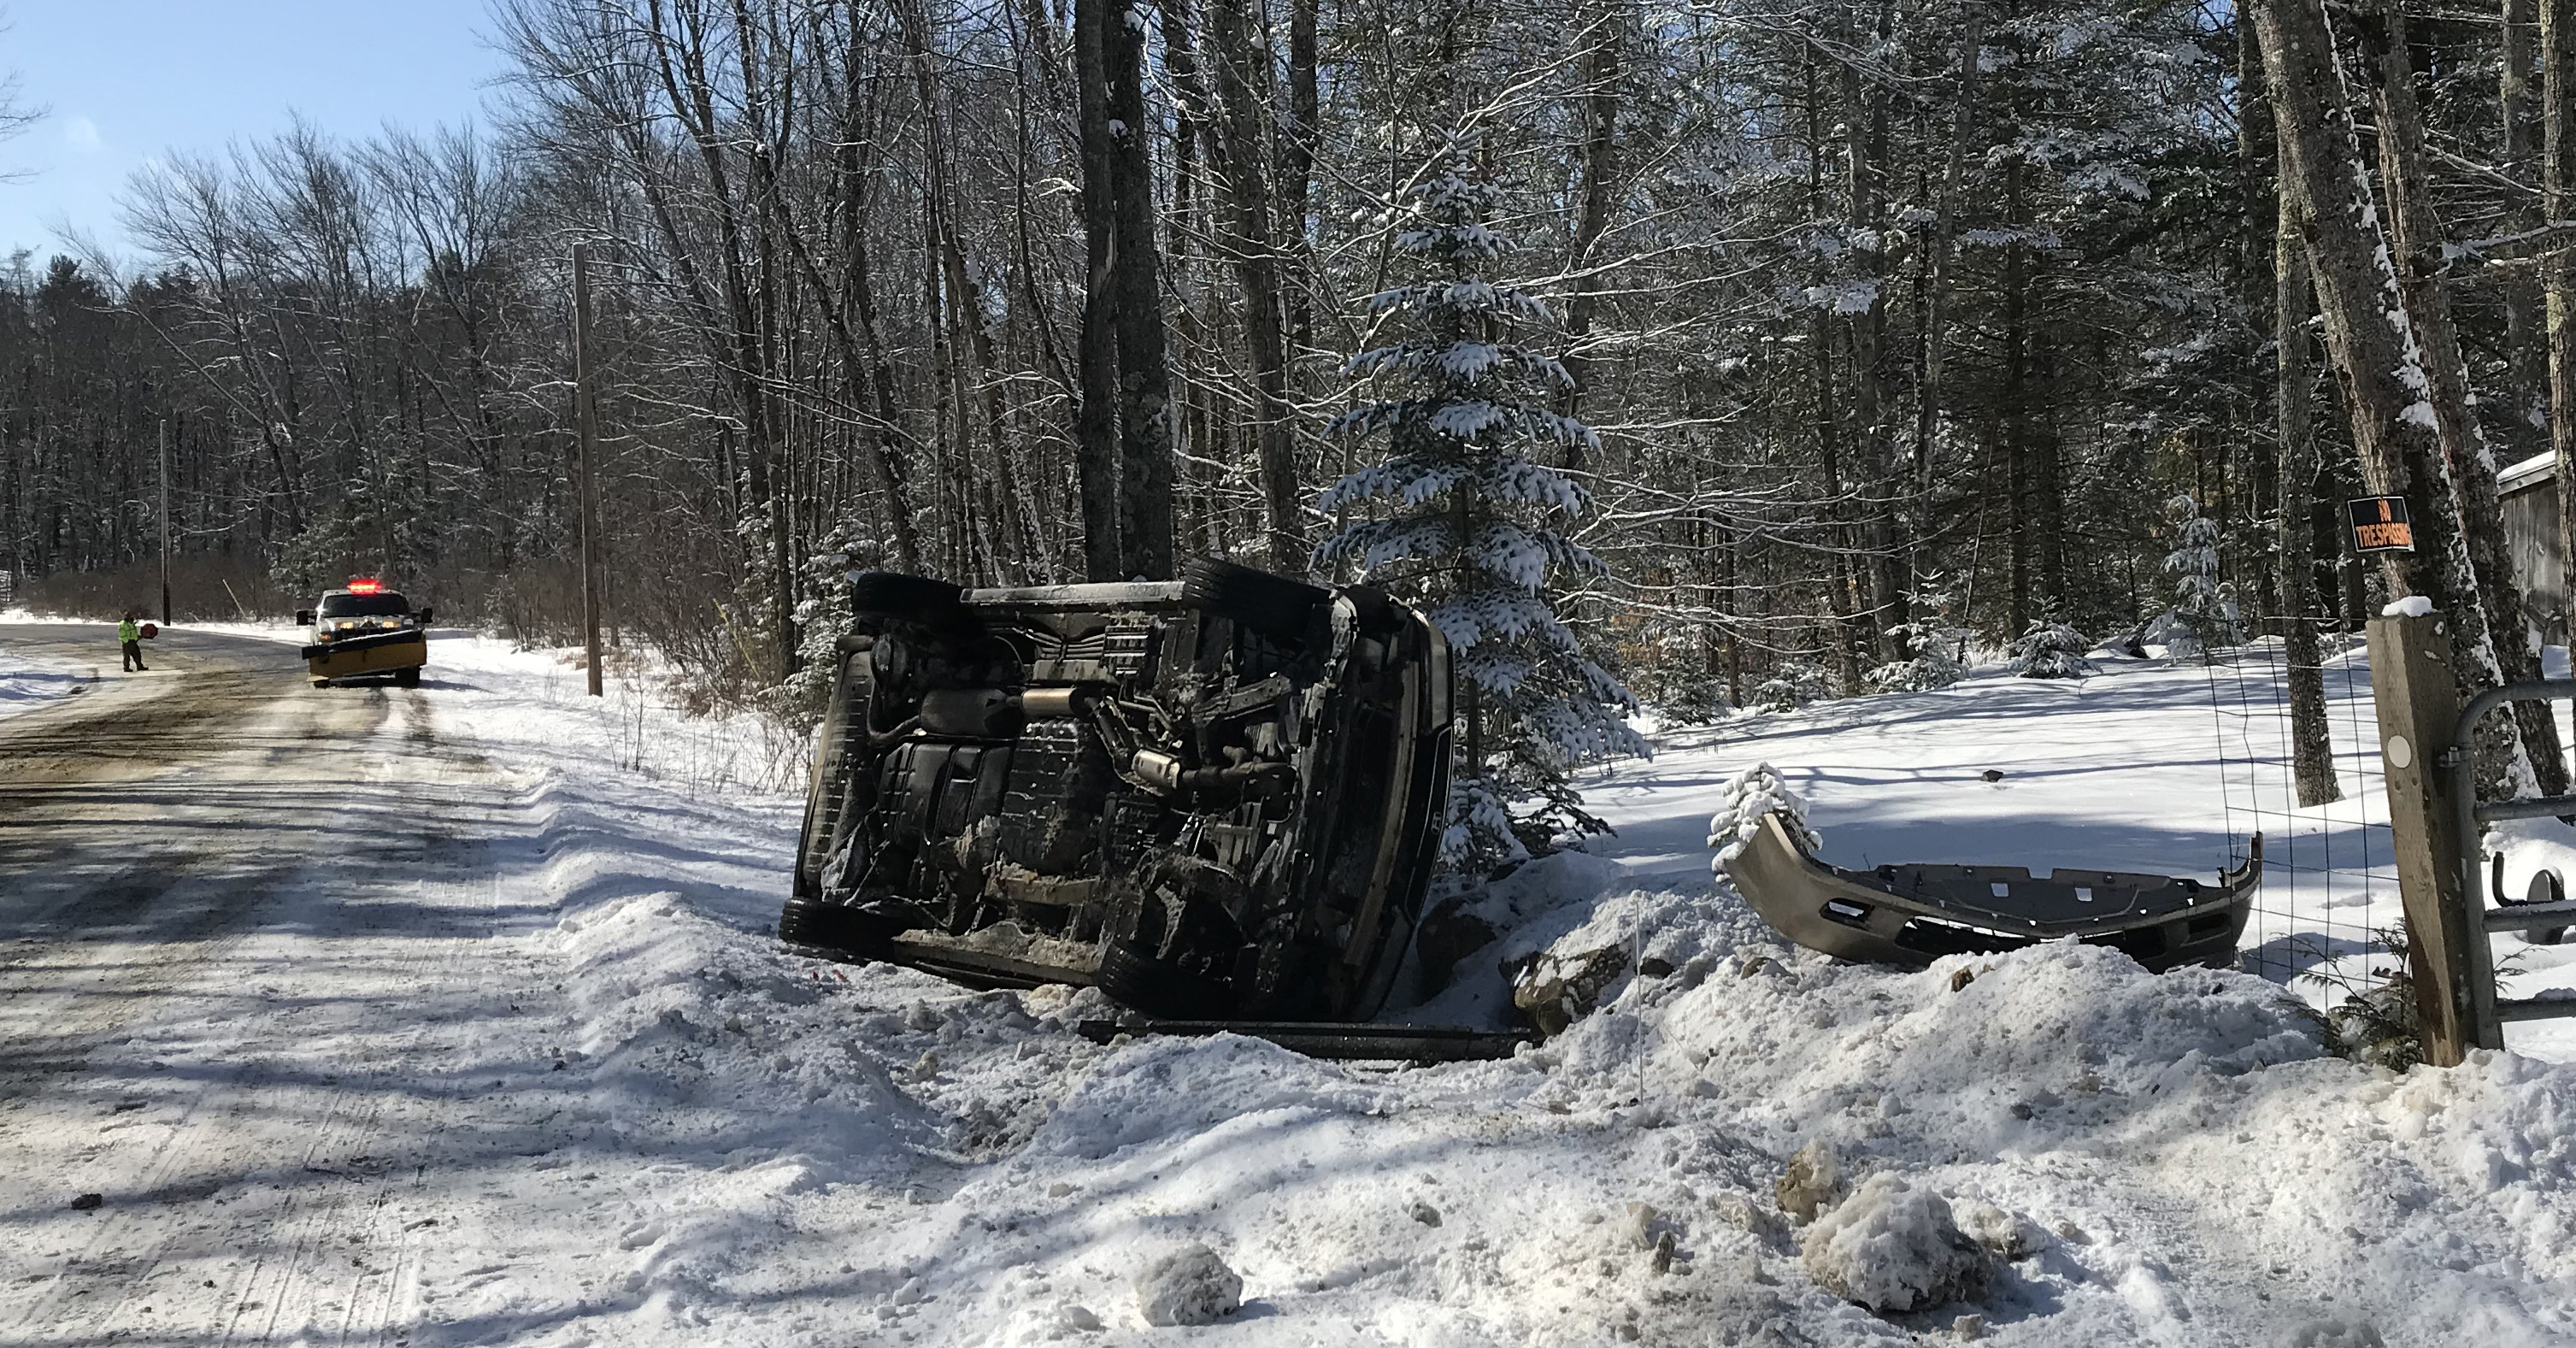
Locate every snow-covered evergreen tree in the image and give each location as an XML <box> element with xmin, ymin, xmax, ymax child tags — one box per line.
<box><xmin>1866</xmin><ymin>582</ymin><xmax>1970</xmax><ymax>692</ymax></box>
<box><xmin>1867</xmin><ymin>623</ymin><xmax>1967</xmax><ymax>693</ymax></box>
<box><xmin>1751</xmin><ymin>662</ymin><xmax>1834</xmax><ymax>710</ymax></box>
<box><xmin>2010</xmin><ymin>621</ymin><xmax>2097</xmax><ymax>680</ymax></box>
<box><xmin>2143</xmin><ymin>492</ymin><xmax>2240</xmax><ymax>657</ymax></box>
<box><xmin>761</xmin><ymin>525</ymin><xmax>883</xmax><ymax>724</ymax></box>
<box><xmin>1315</xmin><ymin>132</ymin><xmax>1648</xmax><ymax>876</ymax></box>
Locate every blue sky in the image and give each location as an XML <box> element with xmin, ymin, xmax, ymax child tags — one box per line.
<box><xmin>0</xmin><ymin>1</ymin><xmax>504</xmax><ymax>264</ymax></box>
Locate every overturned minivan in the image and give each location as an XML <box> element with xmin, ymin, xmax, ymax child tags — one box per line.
<box><xmin>780</xmin><ymin>558</ymin><xmax>1453</xmax><ymax>1021</ymax></box>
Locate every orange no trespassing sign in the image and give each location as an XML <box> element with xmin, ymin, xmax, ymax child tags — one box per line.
<box><xmin>2347</xmin><ymin>495</ymin><xmax>2415</xmax><ymax>554</ymax></box>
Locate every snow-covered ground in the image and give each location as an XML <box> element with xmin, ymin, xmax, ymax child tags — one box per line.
<box><xmin>232</xmin><ymin>632</ymin><xmax>2565</xmax><ymax>1347</ymax></box>
<box><xmin>1581</xmin><ymin>640</ymin><xmax>2576</xmax><ymax>1060</ymax></box>
<box><xmin>0</xmin><ymin>625</ymin><xmax>97</xmax><ymax>721</ymax></box>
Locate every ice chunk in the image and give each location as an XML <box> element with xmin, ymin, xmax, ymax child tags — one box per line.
<box><xmin>1800</xmin><ymin>1171</ymin><xmax>1994</xmax><ymax>1313</ymax></box>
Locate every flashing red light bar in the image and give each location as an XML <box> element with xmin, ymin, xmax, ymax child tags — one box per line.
<box><xmin>346</xmin><ymin>578</ymin><xmax>385</xmax><ymax>594</ymax></box>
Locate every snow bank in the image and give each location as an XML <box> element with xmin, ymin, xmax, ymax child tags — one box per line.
<box><xmin>1505</xmin><ymin>909</ymin><xmax>2576</xmax><ymax>1343</ymax></box>
<box><xmin>0</xmin><ymin>645</ymin><xmax>91</xmax><ymax>721</ymax></box>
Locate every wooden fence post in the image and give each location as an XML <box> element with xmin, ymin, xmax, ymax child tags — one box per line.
<box><xmin>2366</xmin><ymin>612</ymin><xmax>2485</xmax><ymax>1064</ymax></box>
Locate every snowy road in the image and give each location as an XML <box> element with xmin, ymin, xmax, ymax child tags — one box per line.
<box><xmin>0</xmin><ymin>625</ymin><xmax>552</xmax><ymax>1345</ymax></box>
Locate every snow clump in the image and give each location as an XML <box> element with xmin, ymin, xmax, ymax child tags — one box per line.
<box><xmin>1708</xmin><ymin>762</ymin><xmax>1823</xmax><ymax>868</ymax></box>
<box><xmin>1954</xmin><ymin>1199</ymin><xmax>2048</xmax><ymax>1261</ymax></box>
<box><xmin>1132</xmin><ymin>1244</ymin><xmax>1242</xmax><ymax>1326</ymax></box>
<box><xmin>1774</xmin><ymin>1139</ymin><xmax>1844</xmax><ymax>1222</ymax></box>
<box><xmin>2382</xmin><ymin>595</ymin><xmax>2434</xmax><ymax>618</ymax></box>
<box><xmin>1799</xmin><ymin>1170</ymin><xmax>1996</xmax><ymax>1313</ymax></box>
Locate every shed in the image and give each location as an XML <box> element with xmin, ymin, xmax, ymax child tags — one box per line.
<box><xmin>2500</xmin><ymin>450</ymin><xmax>2567</xmax><ymax>637</ymax></box>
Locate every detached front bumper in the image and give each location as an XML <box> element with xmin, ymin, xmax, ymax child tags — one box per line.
<box><xmin>1725</xmin><ymin>813</ymin><xmax>2261</xmax><ymax>973</ymax></box>
<box><xmin>303</xmin><ymin>630</ymin><xmax>427</xmax><ymax>680</ymax></box>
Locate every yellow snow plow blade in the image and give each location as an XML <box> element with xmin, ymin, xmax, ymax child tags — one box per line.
<box><xmin>302</xmin><ymin>631</ymin><xmax>427</xmax><ymax>681</ymax></box>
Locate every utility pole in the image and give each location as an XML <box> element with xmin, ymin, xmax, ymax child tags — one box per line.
<box><xmin>573</xmin><ymin>243</ymin><xmax>604</xmax><ymax>698</ymax></box>
<box><xmin>158</xmin><ymin>418</ymin><xmax>170</xmax><ymax>626</ymax></box>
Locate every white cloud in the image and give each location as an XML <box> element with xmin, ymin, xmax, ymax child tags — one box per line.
<box><xmin>63</xmin><ymin>117</ymin><xmax>101</xmax><ymax>153</ymax></box>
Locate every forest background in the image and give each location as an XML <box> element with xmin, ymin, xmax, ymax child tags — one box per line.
<box><xmin>0</xmin><ymin>0</ymin><xmax>2563</xmax><ymax>804</ymax></box>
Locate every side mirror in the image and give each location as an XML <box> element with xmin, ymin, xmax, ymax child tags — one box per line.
<box><xmin>294</xmin><ymin>609</ymin><xmax>315</xmax><ymax>627</ymax></box>
<box><xmin>416</xmin><ymin>607</ymin><xmax>434</xmax><ymax>626</ymax></box>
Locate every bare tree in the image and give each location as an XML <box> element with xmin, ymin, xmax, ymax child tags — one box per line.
<box><xmin>2360</xmin><ymin>0</ymin><xmax>2566</xmax><ymax>792</ymax></box>
<box><xmin>0</xmin><ymin>9</ymin><xmax>44</xmax><ymax>182</ymax></box>
<box><xmin>2276</xmin><ymin>209</ymin><xmax>2339</xmax><ymax>806</ymax></box>
<box><xmin>1074</xmin><ymin>0</ymin><xmax>1124</xmax><ymax>580</ymax></box>
<box><xmin>2254</xmin><ymin>0</ymin><xmax>2524</xmax><ymax>792</ymax></box>
<box><xmin>1108</xmin><ymin>0</ymin><xmax>1175</xmax><ymax>580</ymax></box>
<box><xmin>1207</xmin><ymin>0</ymin><xmax>1304</xmax><ymax>572</ymax></box>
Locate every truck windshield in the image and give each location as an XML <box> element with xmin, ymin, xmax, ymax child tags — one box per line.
<box><xmin>318</xmin><ymin>593</ymin><xmax>411</xmax><ymax>618</ymax></box>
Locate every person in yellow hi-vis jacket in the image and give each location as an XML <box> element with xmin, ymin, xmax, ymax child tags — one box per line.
<box><xmin>118</xmin><ymin>613</ymin><xmax>148</xmax><ymax>672</ymax></box>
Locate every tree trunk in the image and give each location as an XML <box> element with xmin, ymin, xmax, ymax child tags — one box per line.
<box><xmin>2361</xmin><ymin>0</ymin><xmax>2565</xmax><ymax>793</ymax></box>
<box><xmin>1562</xmin><ymin>0</ymin><xmax>1621</xmax><ymax>447</ymax></box>
<box><xmin>2253</xmin><ymin>0</ymin><xmax>2521</xmax><ymax>797</ymax></box>
<box><xmin>729</xmin><ymin>0</ymin><xmax>801</xmax><ymax>669</ymax></box>
<box><xmin>1158</xmin><ymin>0</ymin><xmax>1216</xmax><ymax>544</ymax></box>
<box><xmin>897</xmin><ymin>0</ymin><xmax>1029</xmax><ymax>584</ymax></box>
<box><xmin>2509</xmin><ymin>0</ymin><xmax>2548</xmax><ymax>447</ymax></box>
<box><xmin>1281</xmin><ymin>0</ymin><xmax>1320</xmax><ymax>359</ymax></box>
<box><xmin>644</xmin><ymin>0</ymin><xmax>795</xmax><ymax>674</ymax></box>
<box><xmin>1803</xmin><ymin>42</ymin><xmax>1867</xmax><ymax>685</ymax></box>
<box><xmin>1207</xmin><ymin>0</ymin><xmax>1304</xmax><ymax>571</ymax></box>
<box><xmin>1844</xmin><ymin>0</ymin><xmax>1905</xmax><ymax>662</ymax></box>
<box><xmin>2240</xmin><ymin>0</ymin><xmax>2279</xmax><ymax>617</ymax></box>
<box><xmin>1914</xmin><ymin>4</ymin><xmax>1982</xmax><ymax>497</ymax></box>
<box><xmin>2547</xmin><ymin>0</ymin><xmax>2576</xmax><ymax>638</ymax></box>
<box><xmin>2278</xmin><ymin>213</ymin><xmax>2341</xmax><ymax>806</ymax></box>
<box><xmin>781</xmin><ymin>24</ymin><xmax>919</xmax><ymax>574</ymax></box>
<box><xmin>1107</xmin><ymin>0</ymin><xmax>1175</xmax><ymax>580</ymax></box>
<box><xmin>1813</xmin><ymin>306</ymin><xmax>1866</xmax><ymax>692</ymax></box>
<box><xmin>2003</xmin><ymin>156</ymin><xmax>2032</xmax><ymax>635</ymax></box>
<box><xmin>1073</xmin><ymin>0</ymin><xmax>1123</xmax><ymax>580</ymax></box>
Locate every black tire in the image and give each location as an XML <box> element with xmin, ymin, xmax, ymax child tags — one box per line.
<box><xmin>779</xmin><ymin>898</ymin><xmax>898</xmax><ymax>958</ymax></box>
<box><xmin>1180</xmin><ymin>557</ymin><xmax>1330</xmax><ymax>642</ymax></box>
<box><xmin>849</xmin><ymin>571</ymin><xmax>969</xmax><ymax>627</ymax></box>
<box><xmin>396</xmin><ymin>667</ymin><xmax>421</xmax><ymax>688</ymax></box>
<box><xmin>1096</xmin><ymin>939</ymin><xmax>1237</xmax><ymax>1019</ymax></box>
<box><xmin>1339</xmin><ymin>583</ymin><xmax>1399</xmax><ymax>632</ymax></box>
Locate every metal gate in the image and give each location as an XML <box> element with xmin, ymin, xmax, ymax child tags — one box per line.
<box><xmin>2370</xmin><ymin>609</ymin><xmax>2576</xmax><ymax>1062</ymax></box>
<box><xmin>2446</xmin><ymin>681</ymin><xmax>2576</xmax><ymax>1043</ymax></box>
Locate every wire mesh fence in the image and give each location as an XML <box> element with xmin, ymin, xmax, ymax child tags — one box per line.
<box><xmin>2196</xmin><ymin>621</ymin><xmax>2399</xmax><ymax>1004</ymax></box>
